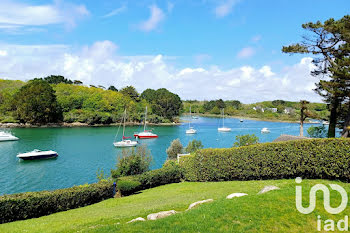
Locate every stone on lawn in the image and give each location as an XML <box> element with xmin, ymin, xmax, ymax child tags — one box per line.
<box><xmin>226</xmin><ymin>193</ymin><xmax>248</xmax><ymax>199</ymax></box>
<box><xmin>127</xmin><ymin>217</ymin><xmax>146</xmax><ymax>223</ymax></box>
<box><xmin>258</xmin><ymin>185</ymin><xmax>280</xmax><ymax>194</ymax></box>
<box><xmin>147</xmin><ymin>210</ymin><xmax>177</xmax><ymax>220</ymax></box>
<box><xmin>187</xmin><ymin>199</ymin><xmax>213</xmax><ymax>210</ymax></box>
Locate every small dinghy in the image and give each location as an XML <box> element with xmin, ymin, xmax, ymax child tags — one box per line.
<box><xmin>17</xmin><ymin>149</ymin><xmax>58</xmax><ymax>160</ymax></box>
<box><xmin>261</xmin><ymin>127</ymin><xmax>270</xmax><ymax>133</ymax></box>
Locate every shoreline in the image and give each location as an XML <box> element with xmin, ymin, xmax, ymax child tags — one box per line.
<box><xmin>182</xmin><ymin>113</ymin><xmax>320</xmax><ymax>124</ymax></box>
<box><xmin>0</xmin><ymin>122</ymin><xmax>181</xmax><ymax>128</ymax></box>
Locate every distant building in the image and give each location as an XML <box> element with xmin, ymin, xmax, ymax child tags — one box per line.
<box><xmin>284</xmin><ymin>107</ymin><xmax>294</xmax><ymax>114</ymax></box>
<box><xmin>253</xmin><ymin>106</ymin><xmax>264</xmax><ymax>112</ymax></box>
<box><xmin>267</xmin><ymin>108</ymin><xmax>277</xmax><ymax>113</ymax></box>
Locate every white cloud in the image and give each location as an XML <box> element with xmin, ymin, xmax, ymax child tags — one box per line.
<box><xmin>0</xmin><ymin>41</ymin><xmax>322</xmax><ymax>103</ymax></box>
<box><xmin>237</xmin><ymin>47</ymin><xmax>255</xmax><ymax>59</ymax></box>
<box><xmin>139</xmin><ymin>5</ymin><xmax>165</xmax><ymax>32</ymax></box>
<box><xmin>0</xmin><ymin>0</ymin><xmax>89</xmax><ymax>30</ymax></box>
<box><xmin>102</xmin><ymin>5</ymin><xmax>127</xmax><ymax>18</ymax></box>
<box><xmin>0</xmin><ymin>50</ymin><xmax>8</xmax><ymax>56</ymax></box>
<box><xmin>215</xmin><ymin>0</ymin><xmax>240</xmax><ymax>18</ymax></box>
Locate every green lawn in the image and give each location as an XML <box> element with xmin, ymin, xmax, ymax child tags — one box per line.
<box><xmin>1</xmin><ymin>179</ymin><xmax>348</xmax><ymax>232</ymax></box>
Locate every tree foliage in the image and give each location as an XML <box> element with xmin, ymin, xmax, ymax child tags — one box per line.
<box><xmin>307</xmin><ymin>125</ymin><xmax>327</xmax><ymax>138</ymax></box>
<box><xmin>233</xmin><ymin>134</ymin><xmax>259</xmax><ymax>147</ymax></box>
<box><xmin>185</xmin><ymin>139</ymin><xmax>204</xmax><ymax>153</ymax></box>
<box><xmin>120</xmin><ymin>86</ymin><xmax>139</xmax><ymax>102</ymax></box>
<box><xmin>166</xmin><ymin>138</ymin><xmax>183</xmax><ymax>160</ymax></box>
<box><xmin>43</xmin><ymin>75</ymin><xmax>73</xmax><ymax>84</ymax></box>
<box><xmin>14</xmin><ymin>79</ymin><xmax>62</xmax><ymax>124</ymax></box>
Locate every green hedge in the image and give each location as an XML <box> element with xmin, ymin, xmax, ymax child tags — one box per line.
<box><xmin>0</xmin><ymin>180</ymin><xmax>113</xmax><ymax>224</ymax></box>
<box><xmin>180</xmin><ymin>138</ymin><xmax>350</xmax><ymax>182</ymax></box>
<box><xmin>117</xmin><ymin>160</ymin><xmax>183</xmax><ymax>195</ymax></box>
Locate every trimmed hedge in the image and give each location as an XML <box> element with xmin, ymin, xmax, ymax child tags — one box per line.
<box><xmin>180</xmin><ymin>138</ymin><xmax>350</xmax><ymax>182</ymax></box>
<box><xmin>0</xmin><ymin>180</ymin><xmax>113</xmax><ymax>223</ymax></box>
<box><xmin>117</xmin><ymin>160</ymin><xmax>183</xmax><ymax>195</ymax></box>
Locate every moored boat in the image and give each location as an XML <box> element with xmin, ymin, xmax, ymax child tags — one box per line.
<box><xmin>17</xmin><ymin>149</ymin><xmax>58</xmax><ymax>160</ymax></box>
<box><xmin>0</xmin><ymin>131</ymin><xmax>19</xmax><ymax>142</ymax></box>
<box><xmin>261</xmin><ymin>127</ymin><xmax>270</xmax><ymax>133</ymax></box>
<box><xmin>186</xmin><ymin>106</ymin><xmax>197</xmax><ymax>134</ymax></box>
<box><xmin>113</xmin><ymin>109</ymin><xmax>138</xmax><ymax>147</ymax></box>
<box><xmin>218</xmin><ymin>109</ymin><xmax>231</xmax><ymax>132</ymax></box>
<box><xmin>134</xmin><ymin>106</ymin><xmax>158</xmax><ymax>139</ymax></box>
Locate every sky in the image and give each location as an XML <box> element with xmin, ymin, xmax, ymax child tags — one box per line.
<box><xmin>0</xmin><ymin>0</ymin><xmax>349</xmax><ymax>103</ymax></box>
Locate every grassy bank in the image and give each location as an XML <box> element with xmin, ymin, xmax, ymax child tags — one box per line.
<box><xmin>1</xmin><ymin>179</ymin><xmax>346</xmax><ymax>232</ymax></box>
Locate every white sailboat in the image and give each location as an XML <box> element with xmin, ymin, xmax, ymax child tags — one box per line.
<box><xmin>261</xmin><ymin>127</ymin><xmax>270</xmax><ymax>133</ymax></box>
<box><xmin>218</xmin><ymin>108</ymin><xmax>231</xmax><ymax>132</ymax></box>
<box><xmin>134</xmin><ymin>106</ymin><xmax>158</xmax><ymax>139</ymax></box>
<box><xmin>186</xmin><ymin>106</ymin><xmax>197</xmax><ymax>134</ymax></box>
<box><xmin>114</xmin><ymin>109</ymin><xmax>138</xmax><ymax>147</ymax></box>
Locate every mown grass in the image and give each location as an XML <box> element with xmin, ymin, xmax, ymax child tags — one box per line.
<box><xmin>1</xmin><ymin>179</ymin><xmax>349</xmax><ymax>232</ymax></box>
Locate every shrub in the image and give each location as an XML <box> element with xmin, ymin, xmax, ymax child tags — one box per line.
<box><xmin>116</xmin><ymin>160</ymin><xmax>183</xmax><ymax>196</ymax></box>
<box><xmin>180</xmin><ymin>138</ymin><xmax>350</xmax><ymax>182</ymax></box>
<box><xmin>111</xmin><ymin>145</ymin><xmax>152</xmax><ymax>179</ymax></box>
<box><xmin>233</xmin><ymin>134</ymin><xmax>259</xmax><ymax>147</ymax></box>
<box><xmin>185</xmin><ymin>139</ymin><xmax>203</xmax><ymax>153</ymax></box>
<box><xmin>166</xmin><ymin>138</ymin><xmax>183</xmax><ymax>160</ymax></box>
<box><xmin>0</xmin><ymin>181</ymin><xmax>113</xmax><ymax>223</ymax></box>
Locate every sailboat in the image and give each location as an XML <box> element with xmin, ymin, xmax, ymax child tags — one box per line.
<box><xmin>133</xmin><ymin>106</ymin><xmax>158</xmax><ymax>139</ymax></box>
<box><xmin>113</xmin><ymin>109</ymin><xmax>138</xmax><ymax>147</ymax></box>
<box><xmin>186</xmin><ymin>106</ymin><xmax>197</xmax><ymax>134</ymax></box>
<box><xmin>218</xmin><ymin>108</ymin><xmax>231</xmax><ymax>132</ymax></box>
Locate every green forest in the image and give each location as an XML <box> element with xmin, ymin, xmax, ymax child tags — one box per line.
<box><xmin>0</xmin><ymin>76</ymin><xmax>182</xmax><ymax>125</ymax></box>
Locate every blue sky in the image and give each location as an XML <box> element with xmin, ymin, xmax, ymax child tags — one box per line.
<box><xmin>0</xmin><ymin>0</ymin><xmax>349</xmax><ymax>102</ymax></box>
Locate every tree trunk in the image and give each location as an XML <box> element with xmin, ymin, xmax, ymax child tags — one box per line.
<box><xmin>341</xmin><ymin>103</ymin><xmax>350</xmax><ymax>138</ymax></box>
<box><xmin>300</xmin><ymin>109</ymin><xmax>304</xmax><ymax>137</ymax></box>
<box><xmin>328</xmin><ymin>98</ymin><xmax>339</xmax><ymax>138</ymax></box>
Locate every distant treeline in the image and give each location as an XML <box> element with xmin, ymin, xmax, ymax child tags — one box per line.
<box><xmin>0</xmin><ymin>76</ymin><xmax>182</xmax><ymax>125</ymax></box>
<box><xmin>183</xmin><ymin>99</ymin><xmax>329</xmax><ymax>121</ymax></box>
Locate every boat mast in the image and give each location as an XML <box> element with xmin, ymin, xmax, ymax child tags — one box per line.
<box><xmin>144</xmin><ymin>106</ymin><xmax>147</xmax><ymax>132</ymax></box>
<box><xmin>189</xmin><ymin>106</ymin><xmax>191</xmax><ymax>128</ymax></box>
<box><xmin>122</xmin><ymin>109</ymin><xmax>126</xmax><ymax>139</ymax></box>
<box><xmin>222</xmin><ymin>108</ymin><xmax>225</xmax><ymax>128</ymax></box>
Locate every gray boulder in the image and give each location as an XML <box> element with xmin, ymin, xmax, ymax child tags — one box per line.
<box><xmin>147</xmin><ymin>210</ymin><xmax>177</xmax><ymax>220</ymax></box>
<box><xmin>187</xmin><ymin>199</ymin><xmax>213</xmax><ymax>210</ymax></box>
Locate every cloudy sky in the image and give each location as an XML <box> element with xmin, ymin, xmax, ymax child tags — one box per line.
<box><xmin>0</xmin><ymin>0</ymin><xmax>349</xmax><ymax>103</ymax></box>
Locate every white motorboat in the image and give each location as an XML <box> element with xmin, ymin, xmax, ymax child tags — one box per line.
<box><xmin>17</xmin><ymin>149</ymin><xmax>58</xmax><ymax>160</ymax></box>
<box><xmin>186</xmin><ymin>106</ymin><xmax>197</xmax><ymax>134</ymax></box>
<box><xmin>114</xmin><ymin>109</ymin><xmax>138</xmax><ymax>147</ymax></box>
<box><xmin>0</xmin><ymin>131</ymin><xmax>19</xmax><ymax>142</ymax></box>
<box><xmin>261</xmin><ymin>127</ymin><xmax>270</xmax><ymax>133</ymax></box>
<box><xmin>322</xmin><ymin>121</ymin><xmax>329</xmax><ymax>125</ymax></box>
<box><xmin>218</xmin><ymin>109</ymin><xmax>231</xmax><ymax>132</ymax></box>
<box><xmin>134</xmin><ymin>106</ymin><xmax>158</xmax><ymax>139</ymax></box>
<box><xmin>240</xmin><ymin>119</ymin><xmax>244</xmax><ymax>122</ymax></box>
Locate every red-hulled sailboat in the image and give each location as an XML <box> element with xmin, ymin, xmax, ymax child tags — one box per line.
<box><xmin>134</xmin><ymin>106</ymin><xmax>158</xmax><ymax>139</ymax></box>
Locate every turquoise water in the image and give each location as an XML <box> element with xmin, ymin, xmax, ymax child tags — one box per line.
<box><xmin>0</xmin><ymin>117</ymin><xmax>319</xmax><ymax>195</ymax></box>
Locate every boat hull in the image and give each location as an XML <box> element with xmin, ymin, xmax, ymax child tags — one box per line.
<box><xmin>18</xmin><ymin>153</ymin><xmax>58</xmax><ymax>160</ymax></box>
<box><xmin>218</xmin><ymin>128</ymin><xmax>231</xmax><ymax>132</ymax></box>
<box><xmin>0</xmin><ymin>137</ymin><xmax>19</xmax><ymax>142</ymax></box>
<box><xmin>186</xmin><ymin>129</ymin><xmax>197</xmax><ymax>134</ymax></box>
<box><xmin>113</xmin><ymin>141</ymin><xmax>138</xmax><ymax>147</ymax></box>
<box><xmin>134</xmin><ymin>134</ymin><xmax>158</xmax><ymax>139</ymax></box>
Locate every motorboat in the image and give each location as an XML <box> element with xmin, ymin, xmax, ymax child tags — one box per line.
<box><xmin>134</xmin><ymin>106</ymin><xmax>158</xmax><ymax>139</ymax></box>
<box><xmin>186</xmin><ymin>127</ymin><xmax>197</xmax><ymax>134</ymax></box>
<box><xmin>240</xmin><ymin>119</ymin><xmax>244</xmax><ymax>122</ymax></box>
<box><xmin>322</xmin><ymin>121</ymin><xmax>329</xmax><ymax>125</ymax></box>
<box><xmin>17</xmin><ymin>149</ymin><xmax>58</xmax><ymax>160</ymax></box>
<box><xmin>261</xmin><ymin>127</ymin><xmax>270</xmax><ymax>133</ymax></box>
<box><xmin>0</xmin><ymin>131</ymin><xmax>19</xmax><ymax>142</ymax></box>
<box><xmin>218</xmin><ymin>109</ymin><xmax>231</xmax><ymax>132</ymax></box>
<box><xmin>113</xmin><ymin>109</ymin><xmax>138</xmax><ymax>147</ymax></box>
<box><xmin>186</xmin><ymin>106</ymin><xmax>197</xmax><ymax>134</ymax></box>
